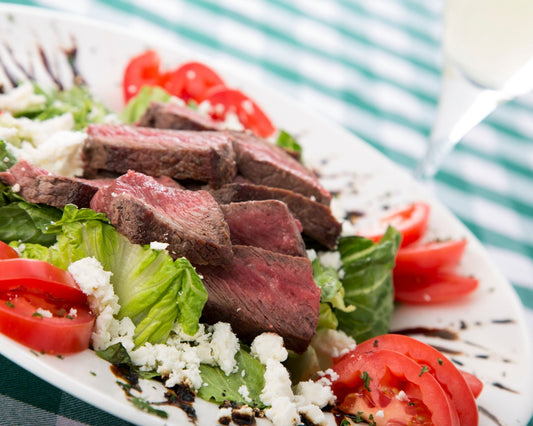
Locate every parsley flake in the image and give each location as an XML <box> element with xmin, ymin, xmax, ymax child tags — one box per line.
<box><xmin>419</xmin><ymin>365</ymin><xmax>429</xmax><ymax>377</ymax></box>
<box><xmin>360</xmin><ymin>371</ymin><xmax>372</xmax><ymax>392</ymax></box>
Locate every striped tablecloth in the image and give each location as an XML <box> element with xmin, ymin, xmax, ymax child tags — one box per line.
<box><xmin>1</xmin><ymin>0</ymin><xmax>532</xmax><ymax>425</ymax></box>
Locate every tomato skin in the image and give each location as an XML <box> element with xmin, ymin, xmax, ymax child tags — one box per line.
<box><xmin>0</xmin><ymin>241</ymin><xmax>19</xmax><ymax>259</ymax></box>
<box><xmin>0</xmin><ymin>292</ymin><xmax>94</xmax><ymax>354</ymax></box>
<box><xmin>205</xmin><ymin>87</ymin><xmax>276</xmax><ymax>138</ymax></box>
<box><xmin>361</xmin><ymin>202</ymin><xmax>430</xmax><ymax>248</ymax></box>
<box><xmin>460</xmin><ymin>370</ymin><xmax>483</xmax><ymax>399</ymax></box>
<box><xmin>123</xmin><ymin>49</ymin><xmax>162</xmax><ymax>102</ymax></box>
<box><xmin>0</xmin><ymin>258</ymin><xmax>87</xmax><ymax>305</ymax></box>
<box><xmin>394</xmin><ymin>271</ymin><xmax>479</xmax><ymax>304</ymax></box>
<box><xmin>162</xmin><ymin>61</ymin><xmax>225</xmax><ymax>103</ymax></box>
<box><xmin>394</xmin><ymin>239</ymin><xmax>467</xmax><ymax>275</ymax></box>
<box><xmin>353</xmin><ymin>334</ymin><xmax>479</xmax><ymax>426</ymax></box>
<box><xmin>331</xmin><ymin>349</ymin><xmax>460</xmax><ymax>426</ymax></box>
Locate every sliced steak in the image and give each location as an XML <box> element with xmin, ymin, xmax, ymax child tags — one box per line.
<box><xmin>90</xmin><ymin>170</ymin><xmax>233</xmax><ymax>266</ymax></box>
<box><xmin>197</xmin><ymin>245</ymin><xmax>320</xmax><ymax>353</ymax></box>
<box><xmin>220</xmin><ymin>200</ymin><xmax>306</xmax><ymax>257</ymax></box>
<box><xmin>0</xmin><ymin>160</ymin><xmax>99</xmax><ymax>208</ymax></box>
<box><xmin>230</xmin><ymin>131</ymin><xmax>332</xmax><ymax>205</ymax></box>
<box><xmin>210</xmin><ymin>182</ymin><xmax>341</xmax><ymax>249</ymax></box>
<box><xmin>137</xmin><ymin>101</ymin><xmax>224</xmax><ymax>131</ymax></box>
<box><xmin>83</xmin><ymin>124</ymin><xmax>236</xmax><ymax>187</ymax></box>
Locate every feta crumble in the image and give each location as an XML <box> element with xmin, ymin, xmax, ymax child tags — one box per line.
<box><xmin>149</xmin><ymin>241</ymin><xmax>169</xmax><ymax>251</ymax></box>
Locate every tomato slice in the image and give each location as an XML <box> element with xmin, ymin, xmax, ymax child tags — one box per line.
<box><xmin>360</xmin><ymin>202</ymin><xmax>430</xmax><ymax>248</ymax></box>
<box><xmin>394</xmin><ymin>271</ymin><xmax>479</xmax><ymax>304</ymax></box>
<box><xmin>123</xmin><ymin>49</ymin><xmax>162</xmax><ymax>102</ymax></box>
<box><xmin>0</xmin><ymin>258</ymin><xmax>87</xmax><ymax>305</ymax></box>
<box><xmin>205</xmin><ymin>87</ymin><xmax>276</xmax><ymax>138</ymax></box>
<box><xmin>0</xmin><ymin>241</ymin><xmax>19</xmax><ymax>259</ymax></box>
<box><xmin>162</xmin><ymin>61</ymin><xmax>225</xmax><ymax>103</ymax></box>
<box><xmin>460</xmin><ymin>370</ymin><xmax>483</xmax><ymax>399</ymax></box>
<box><xmin>0</xmin><ymin>291</ymin><xmax>94</xmax><ymax>354</ymax></box>
<box><xmin>353</xmin><ymin>334</ymin><xmax>479</xmax><ymax>426</ymax></box>
<box><xmin>394</xmin><ymin>239</ymin><xmax>467</xmax><ymax>275</ymax></box>
<box><xmin>331</xmin><ymin>349</ymin><xmax>460</xmax><ymax>426</ymax></box>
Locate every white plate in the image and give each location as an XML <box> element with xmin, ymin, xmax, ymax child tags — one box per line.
<box><xmin>0</xmin><ymin>5</ymin><xmax>532</xmax><ymax>425</ymax></box>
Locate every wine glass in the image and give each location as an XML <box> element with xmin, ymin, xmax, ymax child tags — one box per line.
<box><xmin>414</xmin><ymin>0</ymin><xmax>533</xmax><ymax>180</ymax></box>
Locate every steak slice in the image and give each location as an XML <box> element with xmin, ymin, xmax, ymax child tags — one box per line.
<box><xmin>197</xmin><ymin>245</ymin><xmax>320</xmax><ymax>353</ymax></box>
<box><xmin>90</xmin><ymin>170</ymin><xmax>233</xmax><ymax>266</ymax></box>
<box><xmin>137</xmin><ymin>101</ymin><xmax>224</xmax><ymax>131</ymax></box>
<box><xmin>83</xmin><ymin>124</ymin><xmax>236</xmax><ymax>187</ymax></box>
<box><xmin>211</xmin><ymin>182</ymin><xmax>341</xmax><ymax>249</ymax></box>
<box><xmin>0</xmin><ymin>160</ymin><xmax>99</xmax><ymax>208</ymax></box>
<box><xmin>230</xmin><ymin>131</ymin><xmax>332</xmax><ymax>206</ymax></box>
<box><xmin>220</xmin><ymin>200</ymin><xmax>306</xmax><ymax>257</ymax></box>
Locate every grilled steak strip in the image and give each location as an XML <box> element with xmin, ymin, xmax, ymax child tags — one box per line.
<box><xmin>0</xmin><ymin>160</ymin><xmax>99</xmax><ymax>208</ymax></box>
<box><xmin>197</xmin><ymin>245</ymin><xmax>320</xmax><ymax>353</ymax></box>
<box><xmin>137</xmin><ymin>101</ymin><xmax>224</xmax><ymax>131</ymax></box>
<box><xmin>210</xmin><ymin>182</ymin><xmax>341</xmax><ymax>249</ymax></box>
<box><xmin>220</xmin><ymin>200</ymin><xmax>306</xmax><ymax>257</ymax></box>
<box><xmin>90</xmin><ymin>170</ymin><xmax>233</xmax><ymax>266</ymax></box>
<box><xmin>82</xmin><ymin>124</ymin><xmax>237</xmax><ymax>188</ymax></box>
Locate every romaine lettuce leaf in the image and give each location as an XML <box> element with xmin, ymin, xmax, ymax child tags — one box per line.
<box><xmin>6</xmin><ymin>203</ymin><xmax>207</xmax><ymax>345</ymax></box>
<box><xmin>0</xmin><ymin>183</ymin><xmax>62</xmax><ymax>245</ymax></box>
<box><xmin>335</xmin><ymin>226</ymin><xmax>401</xmax><ymax>343</ymax></box>
<box><xmin>119</xmin><ymin>85</ymin><xmax>171</xmax><ymax>124</ymax></box>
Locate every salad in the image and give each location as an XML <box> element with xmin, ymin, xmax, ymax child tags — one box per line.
<box><xmin>0</xmin><ymin>50</ymin><xmax>481</xmax><ymax>425</ymax></box>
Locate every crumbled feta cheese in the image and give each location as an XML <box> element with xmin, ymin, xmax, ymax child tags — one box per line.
<box><xmin>68</xmin><ymin>308</ymin><xmax>78</xmax><ymax>318</ymax></box>
<box><xmin>397</xmin><ymin>390</ymin><xmax>408</xmax><ymax>401</ymax></box>
<box><xmin>238</xmin><ymin>384</ymin><xmax>252</xmax><ymax>402</ymax></box>
<box><xmin>210</xmin><ymin>322</ymin><xmax>239</xmax><ymax>376</ymax></box>
<box><xmin>68</xmin><ymin>257</ymin><xmax>118</xmax><ymax>316</ymax></box>
<box><xmin>149</xmin><ymin>241</ymin><xmax>169</xmax><ymax>251</ymax></box>
<box><xmin>36</xmin><ymin>308</ymin><xmax>53</xmax><ymax>318</ymax></box>
<box><xmin>317</xmin><ymin>250</ymin><xmax>342</xmax><ymax>270</ymax></box>
<box><xmin>218</xmin><ymin>406</ymin><xmax>232</xmax><ymax>420</ymax></box>
<box><xmin>294</xmin><ymin>380</ymin><xmax>336</xmax><ymax>408</ymax></box>
<box><xmin>11</xmin><ymin>183</ymin><xmax>20</xmax><ymax>193</ymax></box>
<box><xmin>264</xmin><ymin>396</ymin><xmax>299</xmax><ymax>426</ymax></box>
<box><xmin>376</xmin><ymin>410</ymin><xmax>385</xmax><ymax>418</ymax></box>
<box><xmin>311</xmin><ymin>329</ymin><xmax>356</xmax><ymax>363</ymax></box>
<box><xmin>298</xmin><ymin>404</ymin><xmax>327</xmax><ymax>426</ymax></box>
<box><xmin>251</xmin><ymin>332</ymin><xmax>288</xmax><ymax>364</ymax></box>
<box><xmin>0</xmin><ymin>82</ymin><xmax>46</xmax><ymax>113</ymax></box>
<box><xmin>306</xmin><ymin>249</ymin><xmax>317</xmax><ymax>261</ymax></box>
<box><xmin>260</xmin><ymin>359</ymin><xmax>294</xmax><ymax>405</ymax></box>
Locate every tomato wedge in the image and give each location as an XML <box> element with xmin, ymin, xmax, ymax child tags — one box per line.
<box><xmin>353</xmin><ymin>334</ymin><xmax>479</xmax><ymax>425</ymax></box>
<box><xmin>0</xmin><ymin>292</ymin><xmax>94</xmax><ymax>354</ymax></box>
<box><xmin>162</xmin><ymin>61</ymin><xmax>225</xmax><ymax>103</ymax></box>
<box><xmin>394</xmin><ymin>239</ymin><xmax>467</xmax><ymax>275</ymax></box>
<box><xmin>205</xmin><ymin>87</ymin><xmax>276</xmax><ymax>138</ymax></box>
<box><xmin>0</xmin><ymin>241</ymin><xmax>19</xmax><ymax>259</ymax></box>
<box><xmin>460</xmin><ymin>370</ymin><xmax>484</xmax><ymax>399</ymax></box>
<box><xmin>0</xmin><ymin>258</ymin><xmax>87</xmax><ymax>305</ymax></box>
<box><xmin>360</xmin><ymin>202</ymin><xmax>430</xmax><ymax>248</ymax></box>
<box><xmin>331</xmin><ymin>349</ymin><xmax>460</xmax><ymax>426</ymax></box>
<box><xmin>394</xmin><ymin>271</ymin><xmax>479</xmax><ymax>304</ymax></box>
<box><xmin>123</xmin><ymin>49</ymin><xmax>162</xmax><ymax>102</ymax></box>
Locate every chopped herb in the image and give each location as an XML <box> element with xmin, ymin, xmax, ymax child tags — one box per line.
<box><xmin>340</xmin><ymin>419</ymin><xmax>351</xmax><ymax>426</ymax></box>
<box><xmin>30</xmin><ymin>350</ymin><xmax>40</xmax><ymax>357</ymax></box>
<box><xmin>360</xmin><ymin>371</ymin><xmax>372</xmax><ymax>392</ymax></box>
<box><xmin>438</xmin><ymin>358</ymin><xmax>444</xmax><ymax>366</ymax></box>
<box><xmin>419</xmin><ymin>365</ymin><xmax>429</xmax><ymax>377</ymax></box>
<box><xmin>130</xmin><ymin>396</ymin><xmax>168</xmax><ymax>419</ymax></box>
<box><xmin>409</xmin><ymin>401</ymin><xmax>416</xmax><ymax>406</ymax></box>
<box><xmin>275</xmin><ymin>129</ymin><xmax>302</xmax><ymax>156</ymax></box>
<box><xmin>353</xmin><ymin>412</ymin><xmax>364</xmax><ymax>422</ymax></box>
<box><xmin>57</xmin><ymin>354</ymin><xmax>64</xmax><ymax>360</ymax></box>
<box><xmin>90</xmin><ymin>371</ymin><xmax>97</xmax><ymax>376</ymax></box>
<box><xmin>5</xmin><ymin>301</ymin><xmax>14</xmax><ymax>308</ymax></box>
<box><xmin>66</xmin><ymin>315</ymin><xmax>74</xmax><ymax>320</ymax></box>
<box><xmin>32</xmin><ymin>312</ymin><xmax>43</xmax><ymax>318</ymax></box>
<box><xmin>368</xmin><ymin>414</ymin><xmax>377</xmax><ymax>426</ymax></box>
<box><xmin>373</xmin><ymin>339</ymin><xmax>379</xmax><ymax>348</ymax></box>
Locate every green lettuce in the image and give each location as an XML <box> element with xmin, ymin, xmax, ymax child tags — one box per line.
<box><xmin>2</xmin><ymin>202</ymin><xmax>207</xmax><ymax>346</ymax></box>
<box><xmin>119</xmin><ymin>85</ymin><xmax>171</xmax><ymax>124</ymax></box>
<box><xmin>0</xmin><ymin>140</ymin><xmax>16</xmax><ymax>172</ymax></box>
<box><xmin>14</xmin><ymin>84</ymin><xmax>109</xmax><ymax>130</ymax></box>
<box><xmin>335</xmin><ymin>226</ymin><xmax>401</xmax><ymax>343</ymax></box>
<box><xmin>198</xmin><ymin>347</ymin><xmax>266</xmax><ymax>407</ymax></box>
<box><xmin>275</xmin><ymin>130</ymin><xmax>302</xmax><ymax>157</ymax></box>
